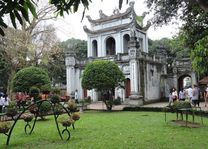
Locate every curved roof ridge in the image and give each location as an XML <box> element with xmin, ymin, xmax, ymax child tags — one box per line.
<box><xmin>86</xmin><ymin>1</ymin><xmax>135</xmax><ymax>25</ymax></box>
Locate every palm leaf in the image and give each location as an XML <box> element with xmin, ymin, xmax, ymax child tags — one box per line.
<box><xmin>10</xmin><ymin>12</ymin><xmax>17</xmax><ymax>28</ymax></box>
<box><xmin>26</xmin><ymin>0</ymin><xmax>37</xmax><ymax>18</ymax></box>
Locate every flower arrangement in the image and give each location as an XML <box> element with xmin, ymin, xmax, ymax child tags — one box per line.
<box><xmin>0</xmin><ymin>121</ymin><xmax>10</xmax><ymax>134</ymax></box>
<box><xmin>21</xmin><ymin>113</ymin><xmax>34</xmax><ymax>122</ymax></box>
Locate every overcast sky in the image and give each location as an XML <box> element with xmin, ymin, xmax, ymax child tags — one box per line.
<box><xmin>52</xmin><ymin>0</ymin><xmax>181</xmax><ymax>41</ymax></box>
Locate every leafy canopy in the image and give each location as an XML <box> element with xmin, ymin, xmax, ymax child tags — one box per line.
<box><xmin>146</xmin><ymin>0</ymin><xmax>208</xmax><ymax>75</ymax></box>
<box><xmin>191</xmin><ymin>36</ymin><xmax>208</xmax><ymax>75</ymax></box>
<box><xmin>81</xmin><ymin>60</ymin><xmax>125</xmax><ymax>91</ymax></box>
<box><xmin>12</xmin><ymin>66</ymin><xmax>51</xmax><ymax>93</ymax></box>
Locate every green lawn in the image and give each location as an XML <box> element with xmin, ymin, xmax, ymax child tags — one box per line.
<box><xmin>0</xmin><ymin>111</ymin><xmax>208</xmax><ymax>149</ymax></box>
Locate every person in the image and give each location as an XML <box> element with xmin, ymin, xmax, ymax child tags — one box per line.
<box><xmin>168</xmin><ymin>89</ymin><xmax>173</xmax><ymax>106</ymax></box>
<box><xmin>2</xmin><ymin>94</ymin><xmax>9</xmax><ymax>113</ymax></box>
<box><xmin>187</xmin><ymin>86</ymin><xmax>193</xmax><ymax>102</ymax></box>
<box><xmin>172</xmin><ymin>87</ymin><xmax>178</xmax><ymax>102</ymax></box>
<box><xmin>179</xmin><ymin>88</ymin><xmax>185</xmax><ymax>101</ymax></box>
<box><xmin>75</xmin><ymin>89</ymin><xmax>79</xmax><ymax>103</ymax></box>
<box><xmin>0</xmin><ymin>94</ymin><xmax>3</xmax><ymax>113</ymax></box>
<box><xmin>204</xmin><ymin>85</ymin><xmax>208</xmax><ymax>107</ymax></box>
<box><xmin>192</xmin><ymin>84</ymin><xmax>199</xmax><ymax>107</ymax></box>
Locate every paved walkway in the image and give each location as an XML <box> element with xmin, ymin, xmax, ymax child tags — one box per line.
<box><xmin>87</xmin><ymin>101</ymin><xmax>208</xmax><ymax>111</ymax></box>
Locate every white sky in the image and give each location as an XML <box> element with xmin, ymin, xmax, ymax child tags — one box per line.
<box><xmin>52</xmin><ymin>0</ymin><xmax>181</xmax><ymax>41</ymax></box>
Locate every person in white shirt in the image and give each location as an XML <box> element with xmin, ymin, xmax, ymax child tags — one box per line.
<box><xmin>172</xmin><ymin>87</ymin><xmax>178</xmax><ymax>102</ymax></box>
<box><xmin>179</xmin><ymin>88</ymin><xmax>185</xmax><ymax>101</ymax></box>
<box><xmin>168</xmin><ymin>89</ymin><xmax>173</xmax><ymax>106</ymax></box>
<box><xmin>74</xmin><ymin>89</ymin><xmax>79</xmax><ymax>103</ymax></box>
<box><xmin>187</xmin><ymin>86</ymin><xmax>193</xmax><ymax>102</ymax></box>
<box><xmin>2</xmin><ymin>94</ymin><xmax>9</xmax><ymax>113</ymax></box>
<box><xmin>0</xmin><ymin>94</ymin><xmax>3</xmax><ymax>113</ymax></box>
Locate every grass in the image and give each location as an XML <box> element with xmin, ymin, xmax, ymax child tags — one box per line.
<box><xmin>0</xmin><ymin>111</ymin><xmax>208</xmax><ymax>149</ymax></box>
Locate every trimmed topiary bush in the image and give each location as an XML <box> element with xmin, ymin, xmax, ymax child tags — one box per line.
<box><xmin>12</xmin><ymin>66</ymin><xmax>51</xmax><ymax>93</ymax></box>
<box><xmin>29</xmin><ymin>87</ymin><xmax>40</xmax><ymax>101</ymax></box>
<box><xmin>50</xmin><ymin>94</ymin><xmax>60</xmax><ymax>104</ymax></box>
<box><xmin>39</xmin><ymin>101</ymin><xmax>51</xmax><ymax>116</ymax></box>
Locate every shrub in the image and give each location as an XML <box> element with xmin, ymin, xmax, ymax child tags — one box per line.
<box><xmin>39</xmin><ymin>101</ymin><xmax>51</xmax><ymax>116</ymax></box>
<box><xmin>6</xmin><ymin>101</ymin><xmax>18</xmax><ymax>117</ymax></box>
<box><xmin>113</xmin><ymin>97</ymin><xmax>121</xmax><ymax>105</ymax></box>
<box><xmin>50</xmin><ymin>94</ymin><xmax>60</xmax><ymax>104</ymax></box>
<box><xmin>51</xmin><ymin>88</ymin><xmax>61</xmax><ymax>95</ymax></box>
<box><xmin>0</xmin><ymin>121</ymin><xmax>11</xmax><ymax>133</ymax></box>
<box><xmin>12</xmin><ymin>66</ymin><xmax>51</xmax><ymax>93</ymax></box>
<box><xmin>172</xmin><ymin>101</ymin><xmax>192</xmax><ymax>110</ymax></box>
<box><xmin>84</xmin><ymin>96</ymin><xmax>91</xmax><ymax>104</ymax></box>
<box><xmin>29</xmin><ymin>87</ymin><xmax>40</xmax><ymax>100</ymax></box>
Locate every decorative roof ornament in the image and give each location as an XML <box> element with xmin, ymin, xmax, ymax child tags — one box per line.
<box><xmin>129</xmin><ymin>1</ymin><xmax>135</xmax><ymax>8</ymax></box>
<box><xmin>143</xmin><ymin>21</ymin><xmax>151</xmax><ymax>31</ymax></box>
<box><xmin>113</xmin><ymin>8</ymin><xmax>120</xmax><ymax>15</ymax></box>
<box><xmin>99</xmin><ymin>10</ymin><xmax>108</xmax><ymax>19</ymax></box>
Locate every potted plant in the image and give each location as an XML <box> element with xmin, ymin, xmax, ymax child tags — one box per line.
<box><xmin>0</xmin><ymin>121</ymin><xmax>10</xmax><ymax>134</ymax></box>
<box><xmin>71</xmin><ymin>112</ymin><xmax>80</xmax><ymax>121</ymax></box>
<box><xmin>21</xmin><ymin>113</ymin><xmax>34</xmax><ymax>122</ymax></box>
<box><xmin>67</xmin><ymin>100</ymin><xmax>77</xmax><ymax>112</ymax></box>
<box><xmin>59</xmin><ymin>117</ymin><xmax>74</xmax><ymax>127</ymax></box>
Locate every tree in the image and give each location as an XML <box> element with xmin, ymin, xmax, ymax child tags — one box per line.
<box><xmin>145</xmin><ymin>0</ymin><xmax>208</xmax><ymax>26</ymax></box>
<box><xmin>0</xmin><ymin>48</ymin><xmax>12</xmax><ymax>91</ymax></box>
<box><xmin>149</xmin><ymin>38</ymin><xmax>177</xmax><ymax>73</ymax></box>
<box><xmin>145</xmin><ymin>0</ymin><xmax>208</xmax><ymax>75</ymax></box>
<box><xmin>12</xmin><ymin>66</ymin><xmax>51</xmax><ymax>93</ymax></box>
<box><xmin>0</xmin><ymin>2</ymin><xmax>59</xmax><ymax>94</ymax></box>
<box><xmin>191</xmin><ymin>35</ymin><xmax>208</xmax><ymax>76</ymax></box>
<box><xmin>82</xmin><ymin>60</ymin><xmax>125</xmax><ymax>110</ymax></box>
<box><xmin>61</xmin><ymin>38</ymin><xmax>87</xmax><ymax>60</ymax></box>
<box><xmin>42</xmin><ymin>44</ymin><xmax>66</xmax><ymax>87</ymax></box>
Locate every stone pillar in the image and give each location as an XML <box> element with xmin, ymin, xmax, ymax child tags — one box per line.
<box><xmin>128</xmin><ymin>33</ymin><xmax>143</xmax><ymax>106</ymax></box>
<box><xmin>87</xmin><ymin>37</ymin><xmax>92</xmax><ymax>57</ymax></box>
<box><xmin>191</xmin><ymin>72</ymin><xmax>197</xmax><ymax>85</ymax></box>
<box><xmin>65</xmin><ymin>52</ymin><xmax>76</xmax><ymax>96</ymax></box>
<box><xmin>172</xmin><ymin>66</ymin><xmax>178</xmax><ymax>90</ymax></box>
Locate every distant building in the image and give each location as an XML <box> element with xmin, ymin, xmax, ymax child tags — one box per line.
<box><xmin>65</xmin><ymin>2</ymin><xmax>197</xmax><ymax>105</ymax></box>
